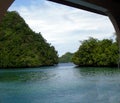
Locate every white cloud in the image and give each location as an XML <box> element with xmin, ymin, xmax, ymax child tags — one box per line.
<box><xmin>9</xmin><ymin>0</ymin><xmax>115</xmax><ymax>56</ymax></box>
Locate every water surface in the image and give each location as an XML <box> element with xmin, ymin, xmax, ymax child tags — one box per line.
<box><xmin>0</xmin><ymin>63</ymin><xmax>120</xmax><ymax>103</ymax></box>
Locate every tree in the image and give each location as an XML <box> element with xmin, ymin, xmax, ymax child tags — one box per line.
<box><xmin>0</xmin><ymin>11</ymin><xmax>58</xmax><ymax>68</ymax></box>
<box><xmin>59</xmin><ymin>52</ymin><xmax>73</xmax><ymax>63</ymax></box>
<box><xmin>72</xmin><ymin>37</ymin><xmax>119</xmax><ymax>67</ymax></box>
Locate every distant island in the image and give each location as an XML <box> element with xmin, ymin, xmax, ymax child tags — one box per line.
<box><xmin>72</xmin><ymin>37</ymin><xmax>119</xmax><ymax>67</ymax></box>
<box><xmin>59</xmin><ymin>52</ymin><xmax>73</xmax><ymax>63</ymax></box>
<box><xmin>0</xmin><ymin>11</ymin><xmax>58</xmax><ymax>68</ymax></box>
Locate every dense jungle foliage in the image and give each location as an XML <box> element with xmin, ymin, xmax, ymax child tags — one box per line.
<box><xmin>72</xmin><ymin>37</ymin><xmax>119</xmax><ymax>67</ymax></box>
<box><xmin>59</xmin><ymin>52</ymin><xmax>73</xmax><ymax>63</ymax></box>
<box><xmin>0</xmin><ymin>11</ymin><xmax>58</xmax><ymax>68</ymax></box>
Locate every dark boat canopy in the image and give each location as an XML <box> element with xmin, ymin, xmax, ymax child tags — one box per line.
<box><xmin>48</xmin><ymin>0</ymin><xmax>120</xmax><ymax>16</ymax></box>
<box><xmin>0</xmin><ymin>0</ymin><xmax>15</xmax><ymax>22</ymax></box>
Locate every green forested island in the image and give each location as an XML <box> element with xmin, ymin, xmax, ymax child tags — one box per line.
<box><xmin>59</xmin><ymin>52</ymin><xmax>73</xmax><ymax>63</ymax></box>
<box><xmin>72</xmin><ymin>37</ymin><xmax>119</xmax><ymax>67</ymax></box>
<box><xmin>0</xmin><ymin>11</ymin><xmax>58</xmax><ymax>68</ymax></box>
<box><xmin>0</xmin><ymin>11</ymin><xmax>118</xmax><ymax>68</ymax></box>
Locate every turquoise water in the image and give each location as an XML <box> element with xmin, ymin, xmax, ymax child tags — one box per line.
<box><xmin>0</xmin><ymin>63</ymin><xmax>120</xmax><ymax>103</ymax></box>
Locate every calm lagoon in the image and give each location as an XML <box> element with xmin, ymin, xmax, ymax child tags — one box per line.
<box><xmin>0</xmin><ymin>63</ymin><xmax>120</xmax><ymax>103</ymax></box>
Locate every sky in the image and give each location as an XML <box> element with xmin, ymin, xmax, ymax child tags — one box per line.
<box><xmin>9</xmin><ymin>0</ymin><xmax>115</xmax><ymax>56</ymax></box>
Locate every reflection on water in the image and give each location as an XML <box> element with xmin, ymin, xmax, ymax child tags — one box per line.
<box><xmin>0</xmin><ymin>63</ymin><xmax>120</xmax><ymax>103</ymax></box>
<box><xmin>0</xmin><ymin>71</ymin><xmax>53</xmax><ymax>82</ymax></box>
<box><xmin>78</xmin><ymin>67</ymin><xmax>120</xmax><ymax>77</ymax></box>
